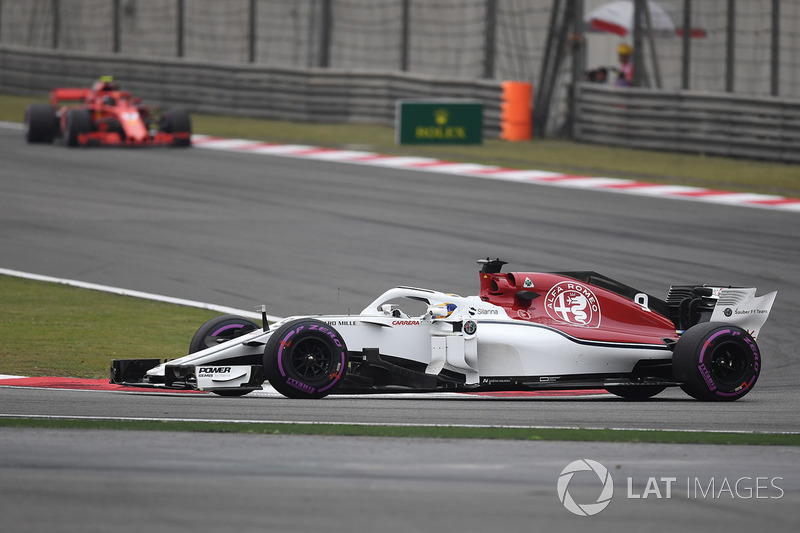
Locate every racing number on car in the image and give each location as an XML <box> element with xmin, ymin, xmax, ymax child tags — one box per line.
<box><xmin>545</xmin><ymin>282</ymin><xmax>601</xmax><ymax>328</ymax></box>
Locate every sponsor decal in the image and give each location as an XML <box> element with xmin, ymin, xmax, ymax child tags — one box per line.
<box><xmin>474</xmin><ymin>308</ymin><xmax>499</xmax><ymax>315</ymax></box>
<box><xmin>197</xmin><ymin>367</ymin><xmax>232</xmax><ymax>374</ymax></box>
<box><xmin>463</xmin><ymin>320</ymin><xmax>477</xmax><ymax>335</ymax></box>
<box><xmin>413</xmin><ymin>108</ymin><xmax>467</xmax><ymax>140</ymax></box>
<box><xmin>698</xmin><ymin>362</ymin><xmax>717</xmax><ymax>391</ymax></box>
<box><xmin>286</xmin><ymin>377</ymin><xmax>315</xmax><ymax>394</ymax></box>
<box><xmin>517</xmin><ymin>309</ymin><xmax>532</xmax><ymax>320</ymax></box>
<box><xmin>749</xmin><ymin>338</ymin><xmax>760</xmax><ymax>372</ymax></box>
<box><xmin>309</xmin><ymin>324</ymin><xmax>343</xmax><ymax>347</ymax></box>
<box><xmin>325</xmin><ymin>320</ymin><xmax>357</xmax><ymax>326</ymax></box>
<box><xmin>481</xmin><ymin>377</ymin><xmax>512</xmax><ymax>384</ymax></box>
<box><xmin>392</xmin><ymin>320</ymin><xmax>421</xmax><ymax>326</ymax></box>
<box><xmin>524</xmin><ymin>277</ymin><xmax>534</xmax><ymax>288</ymax></box>
<box><xmin>728</xmin><ymin>307</ymin><xmax>770</xmax><ymax>316</ymax></box>
<box><xmin>544</xmin><ymin>281</ymin><xmax>601</xmax><ymax>328</ymax></box>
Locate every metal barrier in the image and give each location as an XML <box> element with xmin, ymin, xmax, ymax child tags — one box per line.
<box><xmin>0</xmin><ymin>45</ymin><xmax>502</xmax><ymax>136</ymax></box>
<box><xmin>574</xmin><ymin>83</ymin><xmax>800</xmax><ymax>163</ymax></box>
<box><xmin>3</xmin><ymin>45</ymin><xmax>799</xmax><ymax>162</ymax></box>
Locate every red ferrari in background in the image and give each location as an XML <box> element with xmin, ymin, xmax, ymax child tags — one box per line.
<box><xmin>24</xmin><ymin>76</ymin><xmax>191</xmax><ymax>148</ymax></box>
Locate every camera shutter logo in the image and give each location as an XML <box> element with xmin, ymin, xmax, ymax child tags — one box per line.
<box><xmin>557</xmin><ymin>459</ymin><xmax>614</xmax><ymax>516</ymax></box>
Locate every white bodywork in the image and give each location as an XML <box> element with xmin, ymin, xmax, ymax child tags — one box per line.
<box><xmin>146</xmin><ymin>286</ymin><xmax>685</xmax><ymax>389</ymax></box>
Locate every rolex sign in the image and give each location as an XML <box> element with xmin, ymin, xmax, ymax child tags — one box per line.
<box><xmin>396</xmin><ymin>100</ymin><xmax>483</xmax><ymax>145</ymax></box>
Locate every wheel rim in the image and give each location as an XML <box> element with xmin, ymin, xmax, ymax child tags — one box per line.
<box><xmin>289</xmin><ymin>338</ymin><xmax>333</xmax><ymax>380</ymax></box>
<box><xmin>708</xmin><ymin>340</ymin><xmax>749</xmax><ymax>386</ymax></box>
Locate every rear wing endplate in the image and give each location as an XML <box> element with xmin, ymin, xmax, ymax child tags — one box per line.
<box><xmin>709</xmin><ymin>288</ymin><xmax>777</xmax><ymax>339</ymax></box>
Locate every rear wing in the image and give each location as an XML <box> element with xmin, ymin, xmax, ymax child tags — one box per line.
<box><xmin>709</xmin><ymin>288</ymin><xmax>777</xmax><ymax>339</ymax></box>
<box><xmin>50</xmin><ymin>88</ymin><xmax>91</xmax><ymax>106</ymax></box>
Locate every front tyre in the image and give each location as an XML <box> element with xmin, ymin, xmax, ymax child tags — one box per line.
<box><xmin>189</xmin><ymin>314</ymin><xmax>260</xmax><ymax>397</ymax></box>
<box><xmin>672</xmin><ymin>323</ymin><xmax>760</xmax><ymax>401</ymax></box>
<box><xmin>64</xmin><ymin>109</ymin><xmax>92</xmax><ymax>147</ymax></box>
<box><xmin>24</xmin><ymin>104</ymin><xmax>56</xmax><ymax>143</ymax></box>
<box><xmin>263</xmin><ymin>319</ymin><xmax>347</xmax><ymax>399</ymax></box>
<box><xmin>162</xmin><ymin>108</ymin><xmax>192</xmax><ymax>147</ymax></box>
<box><xmin>189</xmin><ymin>314</ymin><xmax>260</xmax><ymax>354</ymax></box>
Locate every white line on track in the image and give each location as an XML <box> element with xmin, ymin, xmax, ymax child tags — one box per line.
<box><xmin>1</xmin><ymin>413</ymin><xmax>796</xmax><ymax>435</ymax></box>
<box><xmin>0</xmin><ymin>120</ymin><xmax>23</xmax><ymax>130</ymax></box>
<box><xmin>0</xmin><ymin>268</ymin><xmax>276</xmax><ymax>322</ymax></box>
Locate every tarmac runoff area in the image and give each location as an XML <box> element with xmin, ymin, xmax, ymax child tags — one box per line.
<box><xmin>0</xmin><ymin>428</ymin><xmax>797</xmax><ymax>533</ymax></box>
<box><xmin>1</xmin><ymin>123</ymin><xmax>799</xmax><ymax>531</ymax></box>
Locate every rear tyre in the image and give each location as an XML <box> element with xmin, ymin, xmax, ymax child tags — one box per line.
<box><xmin>263</xmin><ymin>319</ymin><xmax>347</xmax><ymax>399</ymax></box>
<box><xmin>162</xmin><ymin>108</ymin><xmax>191</xmax><ymax>147</ymax></box>
<box><xmin>672</xmin><ymin>323</ymin><xmax>760</xmax><ymax>401</ymax></box>
<box><xmin>24</xmin><ymin>104</ymin><xmax>56</xmax><ymax>143</ymax></box>
<box><xmin>606</xmin><ymin>385</ymin><xmax>667</xmax><ymax>399</ymax></box>
<box><xmin>64</xmin><ymin>109</ymin><xmax>92</xmax><ymax>147</ymax></box>
<box><xmin>189</xmin><ymin>314</ymin><xmax>260</xmax><ymax>397</ymax></box>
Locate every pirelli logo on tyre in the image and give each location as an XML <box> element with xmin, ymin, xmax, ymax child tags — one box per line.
<box><xmin>544</xmin><ymin>281</ymin><xmax>601</xmax><ymax>328</ymax></box>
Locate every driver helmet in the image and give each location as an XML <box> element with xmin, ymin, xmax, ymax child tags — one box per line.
<box><xmin>96</xmin><ymin>75</ymin><xmax>118</xmax><ymax>92</ymax></box>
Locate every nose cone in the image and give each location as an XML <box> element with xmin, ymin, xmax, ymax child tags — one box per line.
<box><xmin>120</xmin><ymin>110</ymin><xmax>148</xmax><ymax>143</ymax></box>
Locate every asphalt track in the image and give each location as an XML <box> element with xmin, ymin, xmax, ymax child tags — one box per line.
<box><xmin>1</xmin><ymin>428</ymin><xmax>798</xmax><ymax>533</ymax></box>
<box><xmin>1</xmin><ymin>126</ymin><xmax>798</xmax><ymax>416</ymax></box>
<box><xmin>2</xmin><ymin>126</ymin><xmax>799</xmax><ymax>530</ymax></box>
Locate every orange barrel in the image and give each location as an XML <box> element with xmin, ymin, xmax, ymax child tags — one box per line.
<box><xmin>500</xmin><ymin>81</ymin><xmax>533</xmax><ymax>141</ymax></box>
<box><xmin>502</xmin><ymin>81</ymin><xmax>532</xmax><ymax>104</ymax></box>
<box><xmin>501</xmin><ymin>122</ymin><xmax>532</xmax><ymax>141</ymax></box>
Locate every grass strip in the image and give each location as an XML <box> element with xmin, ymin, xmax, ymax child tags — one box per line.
<box><xmin>1</xmin><ymin>418</ymin><xmax>797</xmax><ymax>446</ymax></box>
<box><xmin>0</xmin><ymin>274</ymin><xmax>220</xmax><ymax>378</ymax></box>
<box><xmin>3</xmin><ymin>92</ymin><xmax>798</xmax><ymax>197</ymax></box>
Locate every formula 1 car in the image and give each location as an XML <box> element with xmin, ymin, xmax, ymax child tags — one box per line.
<box><xmin>24</xmin><ymin>76</ymin><xmax>191</xmax><ymax>147</ymax></box>
<box><xmin>110</xmin><ymin>259</ymin><xmax>777</xmax><ymax>401</ymax></box>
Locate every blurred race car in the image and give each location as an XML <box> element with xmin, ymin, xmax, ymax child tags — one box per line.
<box><xmin>111</xmin><ymin>259</ymin><xmax>776</xmax><ymax>401</ymax></box>
<box><xmin>24</xmin><ymin>76</ymin><xmax>191</xmax><ymax>147</ymax></box>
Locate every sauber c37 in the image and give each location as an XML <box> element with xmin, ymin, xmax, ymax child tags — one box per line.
<box><xmin>111</xmin><ymin>259</ymin><xmax>776</xmax><ymax>401</ymax></box>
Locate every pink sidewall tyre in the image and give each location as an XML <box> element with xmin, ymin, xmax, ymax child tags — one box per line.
<box><xmin>264</xmin><ymin>319</ymin><xmax>348</xmax><ymax>399</ymax></box>
<box><xmin>672</xmin><ymin>322</ymin><xmax>760</xmax><ymax>401</ymax></box>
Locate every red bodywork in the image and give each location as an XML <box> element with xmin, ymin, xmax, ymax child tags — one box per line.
<box><xmin>50</xmin><ymin>81</ymin><xmax>190</xmax><ymax>147</ymax></box>
<box><xmin>479</xmin><ymin>270</ymin><xmax>678</xmax><ymax>346</ymax></box>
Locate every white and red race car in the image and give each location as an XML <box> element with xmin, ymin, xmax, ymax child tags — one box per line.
<box><xmin>110</xmin><ymin>260</ymin><xmax>776</xmax><ymax>401</ymax></box>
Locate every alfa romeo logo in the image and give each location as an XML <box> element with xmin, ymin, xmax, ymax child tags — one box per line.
<box><xmin>557</xmin><ymin>459</ymin><xmax>614</xmax><ymax>516</ymax></box>
<box><xmin>545</xmin><ymin>281</ymin><xmax>601</xmax><ymax>328</ymax></box>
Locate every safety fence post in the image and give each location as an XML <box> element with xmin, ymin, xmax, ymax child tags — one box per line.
<box><xmin>176</xmin><ymin>0</ymin><xmax>184</xmax><ymax>57</ymax></box>
<box><xmin>248</xmin><ymin>0</ymin><xmax>256</xmax><ymax>63</ymax></box>
<box><xmin>52</xmin><ymin>0</ymin><xmax>59</xmax><ymax>49</ymax></box>
<box><xmin>631</xmin><ymin>0</ymin><xmax>645</xmax><ymax>87</ymax></box>
<box><xmin>113</xmin><ymin>0</ymin><xmax>120</xmax><ymax>53</ymax></box>
<box><xmin>319</xmin><ymin>0</ymin><xmax>331</xmax><ymax>67</ymax></box>
<box><xmin>726</xmin><ymin>0</ymin><xmax>735</xmax><ymax>92</ymax></box>
<box><xmin>681</xmin><ymin>0</ymin><xmax>691</xmax><ymax>89</ymax></box>
<box><xmin>400</xmin><ymin>0</ymin><xmax>410</xmax><ymax>71</ymax></box>
<box><xmin>771</xmin><ymin>0</ymin><xmax>779</xmax><ymax>96</ymax></box>
<box><xmin>483</xmin><ymin>0</ymin><xmax>497</xmax><ymax>79</ymax></box>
